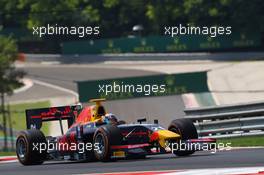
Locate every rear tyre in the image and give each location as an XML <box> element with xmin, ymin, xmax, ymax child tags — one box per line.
<box><xmin>93</xmin><ymin>125</ymin><xmax>122</xmax><ymax>161</ymax></box>
<box><xmin>16</xmin><ymin>129</ymin><xmax>47</xmax><ymax>165</ymax></box>
<box><xmin>168</xmin><ymin>118</ymin><xmax>198</xmax><ymax>156</ymax></box>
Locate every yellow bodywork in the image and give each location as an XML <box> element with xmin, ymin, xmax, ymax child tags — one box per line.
<box><xmin>156</xmin><ymin>130</ymin><xmax>181</xmax><ymax>148</ymax></box>
<box><xmin>89</xmin><ymin>98</ymin><xmax>106</xmax><ymax>122</ymax></box>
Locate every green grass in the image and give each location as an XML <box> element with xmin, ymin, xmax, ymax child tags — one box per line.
<box><xmin>0</xmin><ymin>101</ymin><xmax>50</xmax><ymax>155</ymax></box>
<box><xmin>0</xmin><ymin>101</ymin><xmax>50</xmax><ymax>137</ymax></box>
<box><xmin>218</xmin><ymin>136</ymin><xmax>264</xmax><ymax>147</ymax></box>
<box><xmin>0</xmin><ymin>151</ymin><xmax>16</xmax><ymax>156</ymax></box>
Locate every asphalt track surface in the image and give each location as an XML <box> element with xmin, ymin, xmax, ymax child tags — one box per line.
<box><xmin>1</xmin><ymin>148</ymin><xmax>263</xmax><ymax>175</ymax></box>
<box><xmin>13</xmin><ymin>64</ymin><xmax>186</xmax><ymax>127</ymax></box>
<box><xmin>9</xmin><ymin>64</ymin><xmax>160</xmax><ymax>103</ymax></box>
<box><xmin>20</xmin><ymin>66</ymin><xmax>160</xmax><ymax>91</ymax></box>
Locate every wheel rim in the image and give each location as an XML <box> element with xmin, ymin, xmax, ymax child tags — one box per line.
<box><xmin>17</xmin><ymin>138</ymin><xmax>27</xmax><ymax>161</ymax></box>
<box><xmin>95</xmin><ymin>133</ymin><xmax>105</xmax><ymax>155</ymax></box>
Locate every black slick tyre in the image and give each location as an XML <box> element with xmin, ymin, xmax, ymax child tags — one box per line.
<box><xmin>16</xmin><ymin>129</ymin><xmax>47</xmax><ymax>165</ymax></box>
<box><xmin>93</xmin><ymin>125</ymin><xmax>122</xmax><ymax>161</ymax></box>
<box><xmin>168</xmin><ymin>118</ymin><xmax>198</xmax><ymax>156</ymax></box>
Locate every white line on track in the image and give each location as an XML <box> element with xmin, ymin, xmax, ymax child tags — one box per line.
<box><xmin>75</xmin><ymin>167</ymin><xmax>264</xmax><ymax>175</ymax></box>
<box><xmin>32</xmin><ymin>79</ymin><xmax>79</xmax><ymax>101</ymax></box>
<box><xmin>13</xmin><ymin>78</ymin><xmax>34</xmax><ymax>94</ymax></box>
<box><xmin>0</xmin><ymin>160</ymin><xmax>18</xmax><ymax>164</ymax></box>
<box><xmin>0</xmin><ymin>156</ymin><xmax>18</xmax><ymax>164</ymax></box>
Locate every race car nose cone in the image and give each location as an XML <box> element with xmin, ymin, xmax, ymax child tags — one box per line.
<box><xmin>156</xmin><ymin>130</ymin><xmax>181</xmax><ymax>148</ymax></box>
<box><xmin>157</xmin><ymin>130</ymin><xmax>180</xmax><ymax>139</ymax></box>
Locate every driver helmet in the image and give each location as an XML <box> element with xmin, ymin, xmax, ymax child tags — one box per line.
<box><xmin>104</xmin><ymin>113</ymin><xmax>118</xmax><ymax>124</ymax></box>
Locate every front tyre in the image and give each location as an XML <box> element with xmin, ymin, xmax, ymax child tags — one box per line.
<box><xmin>16</xmin><ymin>129</ymin><xmax>47</xmax><ymax>165</ymax></box>
<box><xmin>93</xmin><ymin>125</ymin><xmax>122</xmax><ymax>161</ymax></box>
<box><xmin>168</xmin><ymin>118</ymin><xmax>198</xmax><ymax>156</ymax></box>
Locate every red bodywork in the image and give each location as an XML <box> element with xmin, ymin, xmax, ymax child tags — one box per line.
<box><xmin>75</xmin><ymin>106</ymin><xmax>93</xmax><ymax>124</ymax></box>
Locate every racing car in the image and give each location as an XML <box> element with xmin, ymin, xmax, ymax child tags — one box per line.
<box><xmin>16</xmin><ymin>99</ymin><xmax>216</xmax><ymax>165</ymax></box>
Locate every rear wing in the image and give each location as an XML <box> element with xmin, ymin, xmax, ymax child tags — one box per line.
<box><xmin>25</xmin><ymin>105</ymin><xmax>82</xmax><ymax>133</ymax></box>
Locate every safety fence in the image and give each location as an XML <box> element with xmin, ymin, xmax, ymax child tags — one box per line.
<box><xmin>185</xmin><ymin>101</ymin><xmax>264</xmax><ymax>138</ymax></box>
<box><xmin>62</xmin><ymin>33</ymin><xmax>261</xmax><ymax>54</ymax></box>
